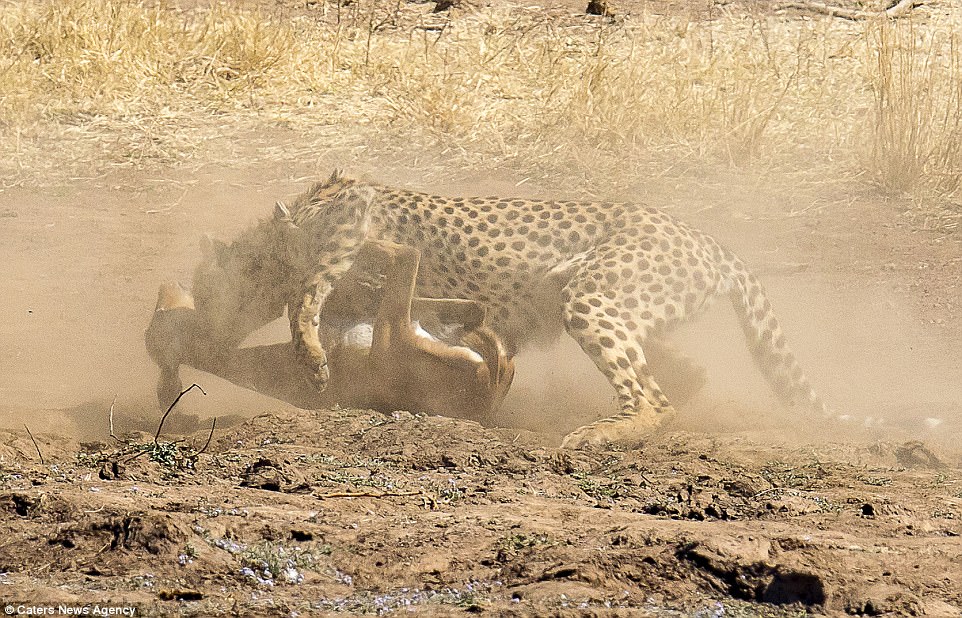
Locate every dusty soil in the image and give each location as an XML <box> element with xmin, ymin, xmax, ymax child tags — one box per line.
<box><xmin>0</xmin><ymin>408</ymin><xmax>960</xmax><ymax>616</ymax></box>
<box><xmin>1</xmin><ymin>164</ymin><xmax>960</xmax><ymax>618</ymax></box>
<box><xmin>2</xmin><ymin>0</ymin><xmax>962</xmax><ymax>616</ymax></box>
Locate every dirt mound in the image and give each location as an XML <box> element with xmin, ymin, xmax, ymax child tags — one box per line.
<box><xmin>0</xmin><ymin>408</ymin><xmax>958</xmax><ymax>615</ymax></box>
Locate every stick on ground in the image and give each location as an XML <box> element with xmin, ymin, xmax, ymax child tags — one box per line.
<box><xmin>197</xmin><ymin>417</ymin><xmax>217</xmax><ymax>455</ymax></box>
<box><xmin>774</xmin><ymin>0</ymin><xmax>921</xmax><ymax>20</ymax></box>
<box><xmin>23</xmin><ymin>424</ymin><xmax>44</xmax><ymax>465</ymax></box>
<box><xmin>154</xmin><ymin>383</ymin><xmax>207</xmax><ymax>445</ymax></box>
<box><xmin>108</xmin><ymin>395</ymin><xmax>120</xmax><ymax>442</ymax></box>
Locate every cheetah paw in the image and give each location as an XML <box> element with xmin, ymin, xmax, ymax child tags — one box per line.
<box><xmin>561</xmin><ymin>428</ymin><xmax>610</xmax><ymax>450</ymax></box>
<box><xmin>293</xmin><ymin>341</ymin><xmax>330</xmax><ymax>391</ymax></box>
<box><xmin>561</xmin><ymin>416</ymin><xmax>662</xmax><ymax>450</ymax></box>
<box><xmin>561</xmin><ymin>424</ymin><xmax>631</xmax><ymax>450</ymax></box>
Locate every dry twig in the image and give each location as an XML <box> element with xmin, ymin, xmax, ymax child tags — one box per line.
<box><xmin>108</xmin><ymin>395</ymin><xmax>121</xmax><ymax>442</ymax></box>
<box><xmin>775</xmin><ymin>0</ymin><xmax>921</xmax><ymax>20</ymax></box>
<box><xmin>315</xmin><ymin>490</ymin><xmax>421</xmax><ymax>499</ymax></box>
<box><xmin>154</xmin><ymin>383</ymin><xmax>207</xmax><ymax>445</ymax></box>
<box><xmin>197</xmin><ymin>417</ymin><xmax>218</xmax><ymax>455</ymax></box>
<box><xmin>23</xmin><ymin>424</ymin><xmax>44</xmax><ymax>465</ymax></box>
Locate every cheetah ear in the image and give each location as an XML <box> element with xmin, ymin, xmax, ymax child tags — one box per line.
<box><xmin>199</xmin><ymin>233</ymin><xmax>227</xmax><ymax>260</ymax></box>
<box><xmin>274</xmin><ymin>201</ymin><xmax>300</xmax><ymax>235</ymax></box>
<box><xmin>273</xmin><ymin>201</ymin><xmax>297</xmax><ymax>225</ymax></box>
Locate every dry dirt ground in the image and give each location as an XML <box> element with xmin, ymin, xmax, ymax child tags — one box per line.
<box><xmin>2</xmin><ymin>0</ymin><xmax>962</xmax><ymax>616</ymax></box>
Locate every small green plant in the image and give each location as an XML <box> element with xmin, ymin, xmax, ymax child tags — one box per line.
<box><xmin>455</xmin><ymin>592</ymin><xmax>485</xmax><ymax>612</ymax></box>
<box><xmin>321</xmin><ymin>469</ymin><xmax>399</xmax><ymax>491</ymax></box>
<box><xmin>760</xmin><ymin>460</ymin><xmax>830</xmax><ymax>491</ymax></box>
<box><xmin>183</xmin><ymin>543</ymin><xmax>198</xmax><ymax>559</ymax></box>
<box><xmin>497</xmin><ymin>532</ymin><xmax>550</xmax><ymax>553</ymax></box>
<box><xmin>140</xmin><ymin>441</ymin><xmax>196</xmax><ymax>470</ymax></box>
<box><xmin>178</xmin><ymin>543</ymin><xmax>199</xmax><ymax>566</ymax></box>
<box><xmin>810</xmin><ymin>495</ymin><xmax>842</xmax><ymax>514</ymax></box>
<box><xmin>572</xmin><ymin>471</ymin><xmax>626</xmax><ymax>502</ymax></box>
<box><xmin>434</xmin><ymin>478</ymin><xmax>465</xmax><ymax>504</ymax></box>
<box><xmin>238</xmin><ymin>541</ymin><xmax>320</xmax><ymax>586</ymax></box>
<box><xmin>858</xmin><ymin>475</ymin><xmax>892</xmax><ymax>487</ymax></box>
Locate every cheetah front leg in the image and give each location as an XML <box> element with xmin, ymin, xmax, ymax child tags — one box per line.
<box><xmin>280</xmin><ymin>182</ymin><xmax>380</xmax><ymax>391</ymax></box>
<box><xmin>289</xmin><ymin>250</ymin><xmax>372</xmax><ymax>390</ymax></box>
<box><xmin>288</xmin><ymin>238</ymin><xmax>402</xmax><ymax>390</ymax></box>
<box><xmin>559</xmin><ymin>284</ymin><xmax>677</xmax><ymax>449</ymax></box>
<box><xmin>289</xmin><ymin>275</ymin><xmax>335</xmax><ymax>389</ymax></box>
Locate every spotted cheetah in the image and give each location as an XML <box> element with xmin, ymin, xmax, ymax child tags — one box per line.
<box><xmin>191</xmin><ymin>171</ymin><xmax>832</xmax><ymax>448</ymax></box>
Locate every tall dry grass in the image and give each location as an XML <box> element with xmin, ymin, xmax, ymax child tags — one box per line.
<box><xmin>0</xmin><ymin>0</ymin><xmax>960</xmax><ymax>218</ymax></box>
<box><xmin>864</xmin><ymin>19</ymin><xmax>962</xmax><ymax>201</ymax></box>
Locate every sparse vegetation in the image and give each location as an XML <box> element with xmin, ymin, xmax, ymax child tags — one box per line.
<box><xmin>864</xmin><ymin>20</ymin><xmax>962</xmax><ymax>205</ymax></box>
<box><xmin>858</xmin><ymin>474</ymin><xmax>892</xmax><ymax>486</ymax></box>
<box><xmin>0</xmin><ymin>407</ymin><xmax>959</xmax><ymax>613</ymax></box>
<box><xmin>573</xmin><ymin>470</ymin><xmax>626</xmax><ymax>502</ymax></box>
<box><xmin>238</xmin><ymin>541</ymin><xmax>319</xmax><ymax>586</ymax></box>
<box><xmin>497</xmin><ymin>531</ymin><xmax>551</xmax><ymax>554</ymax></box>
<box><xmin>0</xmin><ymin>0</ymin><xmax>960</xmax><ymax>221</ymax></box>
<box><xmin>760</xmin><ymin>459</ymin><xmax>834</xmax><ymax>491</ymax></box>
<box><xmin>432</xmin><ymin>477</ymin><xmax>465</xmax><ymax>503</ymax></box>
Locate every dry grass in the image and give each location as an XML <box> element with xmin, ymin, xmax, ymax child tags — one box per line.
<box><xmin>0</xmin><ymin>0</ymin><xmax>960</xmax><ymax>219</ymax></box>
<box><xmin>863</xmin><ymin>18</ymin><xmax>962</xmax><ymax>224</ymax></box>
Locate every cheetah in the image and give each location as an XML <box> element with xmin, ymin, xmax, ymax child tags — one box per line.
<box><xmin>191</xmin><ymin>171</ymin><xmax>833</xmax><ymax>448</ymax></box>
<box><xmin>147</xmin><ymin>241</ymin><xmax>514</xmax><ymax>420</ymax></box>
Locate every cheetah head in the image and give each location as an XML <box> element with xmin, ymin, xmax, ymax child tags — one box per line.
<box><xmin>191</xmin><ymin>202</ymin><xmax>302</xmax><ymax>348</ymax></box>
<box><xmin>190</xmin><ymin>173</ymin><xmax>377</xmax><ymax>349</ymax></box>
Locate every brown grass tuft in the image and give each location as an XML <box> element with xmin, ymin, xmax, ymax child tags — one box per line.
<box><xmin>863</xmin><ymin>18</ymin><xmax>962</xmax><ymax>205</ymax></box>
<box><xmin>0</xmin><ymin>0</ymin><xmax>960</xmax><ymax>218</ymax></box>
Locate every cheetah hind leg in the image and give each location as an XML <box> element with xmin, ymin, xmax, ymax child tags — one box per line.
<box><xmin>560</xmin><ymin>347</ymin><xmax>676</xmax><ymax>449</ymax></box>
<box><xmin>560</xmin><ymin>309</ymin><xmax>676</xmax><ymax>449</ymax></box>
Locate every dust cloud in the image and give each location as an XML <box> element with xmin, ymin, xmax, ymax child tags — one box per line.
<box><xmin>0</xmin><ymin>167</ymin><xmax>959</xmax><ymax>450</ymax></box>
<box><xmin>493</xmin><ymin>280</ymin><xmax>962</xmax><ymax>447</ymax></box>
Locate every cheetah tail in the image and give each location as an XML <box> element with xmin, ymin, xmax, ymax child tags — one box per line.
<box><xmin>728</xmin><ymin>268</ymin><xmax>831</xmax><ymax>419</ymax></box>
